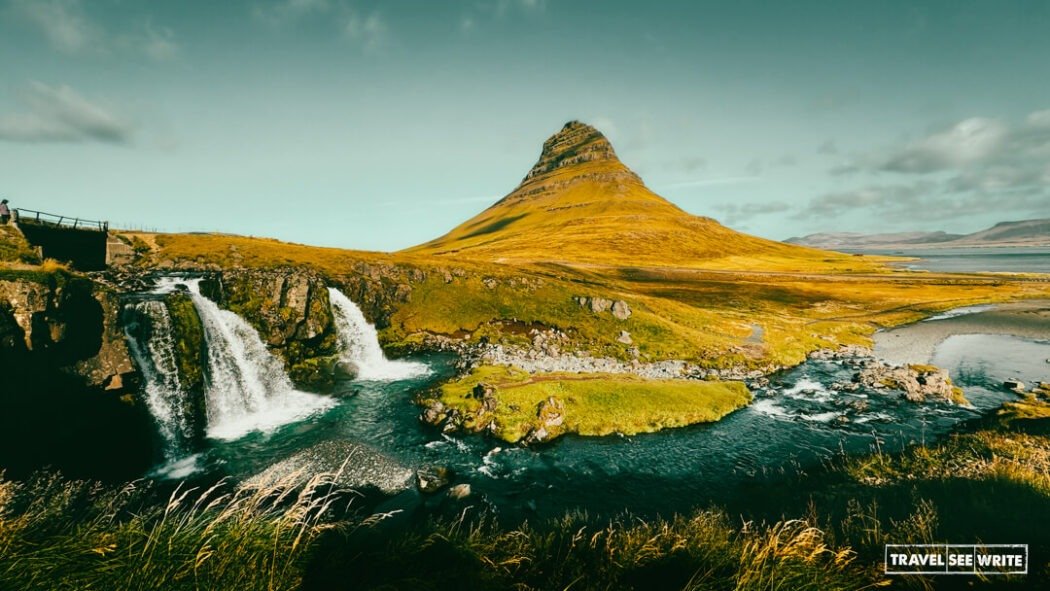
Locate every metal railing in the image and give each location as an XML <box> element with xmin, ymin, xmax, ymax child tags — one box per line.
<box><xmin>14</xmin><ymin>208</ymin><xmax>109</xmax><ymax>232</ymax></box>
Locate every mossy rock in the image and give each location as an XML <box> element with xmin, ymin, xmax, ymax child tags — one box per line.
<box><xmin>287</xmin><ymin>355</ymin><xmax>340</xmax><ymax>390</ymax></box>
<box><xmin>165</xmin><ymin>292</ymin><xmax>206</xmax><ymax>394</ymax></box>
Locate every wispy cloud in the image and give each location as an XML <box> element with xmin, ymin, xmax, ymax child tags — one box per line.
<box><xmin>817</xmin><ymin>139</ymin><xmax>838</xmax><ymax>155</ymax></box>
<box><xmin>460</xmin><ymin>0</ymin><xmax>547</xmax><ymax>34</ymax></box>
<box><xmin>712</xmin><ymin>201</ymin><xmax>791</xmax><ymax>224</ymax></box>
<box><xmin>11</xmin><ymin>0</ymin><xmax>99</xmax><ymax>53</ymax></box>
<box><xmin>795</xmin><ymin>180</ymin><xmax>1048</xmax><ymax>222</ymax></box>
<box><xmin>11</xmin><ymin>0</ymin><xmax>180</xmax><ymax>60</ymax></box>
<box><xmin>343</xmin><ymin>9</ymin><xmax>388</xmax><ymax>52</ymax></box>
<box><xmin>253</xmin><ymin>0</ymin><xmax>390</xmax><ymax>52</ymax></box>
<box><xmin>253</xmin><ymin>0</ymin><xmax>331</xmax><ymax>26</ymax></box>
<box><xmin>0</xmin><ymin>82</ymin><xmax>136</xmax><ymax>144</ymax></box>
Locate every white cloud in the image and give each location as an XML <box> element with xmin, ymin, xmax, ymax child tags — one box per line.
<box><xmin>1026</xmin><ymin>109</ymin><xmax>1050</xmax><ymax>128</ymax></box>
<box><xmin>882</xmin><ymin>117</ymin><xmax>1009</xmax><ymax>173</ymax></box>
<box><xmin>141</xmin><ymin>23</ymin><xmax>179</xmax><ymax>61</ymax></box>
<box><xmin>253</xmin><ymin>0</ymin><xmax>331</xmax><ymax>25</ymax></box>
<box><xmin>344</xmin><ymin>9</ymin><xmax>388</xmax><ymax>52</ymax></box>
<box><xmin>460</xmin><ymin>0</ymin><xmax>547</xmax><ymax>34</ymax></box>
<box><xmin>12</xmin><ymin>0</ymin><xmax>181</xmax><ymax>60</ymax></box>
<box><xmin>713</xmin><ymin>200</ymin><xmax>791</xmax><ymax>224</ymax></box>
<box><xmin>0</xmin><ymin>82</ymin><xmax>136</xmax><ymax>144</ymax></box>
<box><xmin>12</xmin><ymin>0</ymin><xmax>98</xmax><ymax>53</ymax></box>
<box><xmin>797</xmin><ymin>180</ymin><xmax>1048</xmax><ymax>222</ymax></box>
<box><xmin>811</xmin><ymin>108</ymin><xmax>1050</xmax><ymax>221</ymax></box>
<box><xmin>253</xmin><ymin>1</ymin><xmax>390</xmax><ymax>52</ymax></box>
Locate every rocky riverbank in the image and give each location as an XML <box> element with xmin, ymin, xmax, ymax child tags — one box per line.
<box><xmin>874</xmin><ymin>299</ymin><xmax>1050</xmax><ymax>366</ymax></box>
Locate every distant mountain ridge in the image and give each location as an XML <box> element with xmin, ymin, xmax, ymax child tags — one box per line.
<box><xmin>786</xmin><ymin>219</ymin><xmax>1050</xmax><ymax>250</ymax></box>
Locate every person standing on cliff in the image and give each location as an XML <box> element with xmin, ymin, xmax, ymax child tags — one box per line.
<box><xmin>0</xmin><ymin>199</ymin><xmax>10</xmax><ymax>225</ymax></box>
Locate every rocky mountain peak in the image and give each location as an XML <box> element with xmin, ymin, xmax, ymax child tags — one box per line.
<box><xmin>521</xmin><ymin>120</ymin><xmax>637</xmax><ymax>184</ymax></box>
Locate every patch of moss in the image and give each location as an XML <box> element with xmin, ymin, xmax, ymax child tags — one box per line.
<box><xmin>287</xmin><ymin>355</ymin><xmax>339</xmax><ymax>390</ymax></box>
<box><xmin>0</xmin><ymin>225</ymin><xmax>42</xmax><ymax>265</ymax></box>
<box><xmin>165</xmin><ymin>293</ymin><xmax>205</xmax><ymax>393</ymax></box>
<box><xmin>0</xmin><ymin>268</ymin><xmax>53</xmax><ymax>284</ymax></box>
<box><xmin>431</xmin><ymin>365</ymin><xmax>751</xmax><ymax>443</ymax></box>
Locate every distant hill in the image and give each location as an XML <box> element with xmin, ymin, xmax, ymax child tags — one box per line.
<box><xmin>787</xmin><ymin>219</ymin><xmax>1050</xmax><ymax>250</ymax></box>
<box><xmin>408</xmin><ymin>121</ymin><xmax>862</xmax><ymax>271</ymax></box>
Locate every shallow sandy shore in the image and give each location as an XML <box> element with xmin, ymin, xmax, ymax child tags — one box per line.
<box><xmin>874</xmin><ymin>300</ymin><xmax>1050</xmax><ymax>366</ymax></box>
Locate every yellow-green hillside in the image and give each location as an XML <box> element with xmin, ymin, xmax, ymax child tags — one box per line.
<box><xmin>129</xmin><ymin>230</ymin><xmax>1050</xmax><ymax>370</ymax></box>
<box><xmin>407</xmin><ymin>121</ymin><xmax>882</xmax><ymax>273</ymax></box>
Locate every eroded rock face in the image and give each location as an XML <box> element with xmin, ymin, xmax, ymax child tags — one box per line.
<box><xmin>523</xmin><ymin>121</ymin><xmax>640</xmax><ymax>184</ymax></box>
<box><xmin>199</xmin><ymin>269</ymin><xmax>340</xmax><ymax>389</ymax></box>
<box><xmin>330</xmin><ymin>261</ymin><xmax>422</xmax><ymax>331</ymax></box>
<box><xmin>0</xmin><ymin>279</ymin><xmax>52</xmax><ymax>351</ymax></box>
<box><xmin>73</xmin><ymin>289</ymin><xmax>136</xmax><ymax>391</ymax></box>
<box><xmin>0</xmin><ymin>273</ymin><xmax>152</xmax><ymax>480</ymax></box>
<box><xmin>0</xmin><ymin>275</ymin><xmax>135</xmax><ymax>391</ymax></box>
<box><xmin>205</xmin><ymin>270</ymin><xmax>333</xmax><ymax>346</ymax></box>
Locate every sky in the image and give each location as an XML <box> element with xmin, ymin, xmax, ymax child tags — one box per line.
<box><xmin>1</xmin><ymin>0</ymin><xmax>1049</xmax><ymax>251</ymax></box>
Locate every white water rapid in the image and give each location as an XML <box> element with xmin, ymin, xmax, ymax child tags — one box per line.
<box><xmin>328</xmin><ymin>287</ymin><xmax>430</xmax><ymax>381</ymax></box>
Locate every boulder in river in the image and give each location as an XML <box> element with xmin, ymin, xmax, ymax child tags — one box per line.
<box><xmin>1003</xmin><ymin>379</ymin><xmax>1026</xmax><ymax>394</ymax></box>
<box><xmin>243</xmin><ymin>440</ymin><xmax>414</xmax><ymax>496</ymax></box>
<box><xmin>334</xmin><ymin>360</ymin><xmax>360</xmax><ymax>380</ymax></box>
<box><xmin>448</xmin><ymin>483</ymin><xmax>472</xmax><ymax>500</ymax></box>
<box><xmin>857</xmin><ymin>363</ymin><xmax>968</xmax><ymax>405</ymax></box>
<box><xmin>416</xmin><ymin>465</ymin><xmax>453</xmax><ymax>494</ymax></box>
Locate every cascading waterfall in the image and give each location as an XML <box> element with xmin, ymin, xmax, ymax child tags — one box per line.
<box><xmin>123</xmin><ymin>299</ymin><xmax>195</xmax><ymax>458</ymax></box>
<box><xmin>328</xmin><ymin>287</ymin><xmax>430</xmax><ymax>380</ymax></box>
<box><xmin>177</xmin><ymin>279</ymin><xmax>334</xmax><ymax>440</ymax></box>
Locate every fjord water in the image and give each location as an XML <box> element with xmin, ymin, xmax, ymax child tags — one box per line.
<box><xmin>870</xmin><ymin>247</ymin><xmax>1050</xmax><ymax>273</ymax></box>
<box><xmin>132</xmin><ymin>279</ymin><xmax>1047</xmax><ymax>521</ymax></box>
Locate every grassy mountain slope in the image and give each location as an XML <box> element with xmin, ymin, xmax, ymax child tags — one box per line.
<box><xmin>408</xmin><ymin>121</ymin><xmax>877</xmax><ymax>272</ymax></box>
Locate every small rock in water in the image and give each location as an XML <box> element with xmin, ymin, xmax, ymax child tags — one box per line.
<box><xmin>1004</xmin><ymin>379</ymin><xmax>1026</xmax><ymax>394</ymax></box>
<box><xmin>334</xmin><ymin>360</ymin><xmax>360</xmax><ymax>380</ymax></box>
<box><xmin>448</xmin><ymin>483</ymin><xmax>472</xmax><ymax>500</ymax></box>
<box><xmin>416</xmin><ymin>465</ymin><xmax>453</xmax><ymax>494</ymax></box>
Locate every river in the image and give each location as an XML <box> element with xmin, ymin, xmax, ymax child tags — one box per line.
<box><xmin>129</xmin><ymin>265</ymin><xmax>1049</xmax><ymax>524</ymax></box>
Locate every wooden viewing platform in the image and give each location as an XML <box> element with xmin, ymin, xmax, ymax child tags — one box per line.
<box><xmin>12</xmin><ymin>208</ymin><xmax>111</xmax><ymax>270</ymax></box>
<box><xmin>14</xmin><ymin>208</ymin><xmax>109</xmax><ymax>233</ymax></box>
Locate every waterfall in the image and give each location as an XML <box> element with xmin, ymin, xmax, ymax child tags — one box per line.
<box><xmin>124</xmin><ymin>300</ymin><xmax>195</xmax><ymax>459</ymax></box>
<box><xmin>180</xmin><ymin>278</ymin><xmax>332</xmax><ymax>440</ymax></box>
<box><xmin>328</xmin><ymin>287</ymin><xmax>430</xmax><ymax>381</ymax></box>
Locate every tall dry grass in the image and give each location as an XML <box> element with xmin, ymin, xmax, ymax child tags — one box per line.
<box><xmin>0</xmin><ymin>470</ymin><xmax>349</xmax><ymax>591</ymax></box>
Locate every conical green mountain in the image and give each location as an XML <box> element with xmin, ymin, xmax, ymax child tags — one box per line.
<box><xmin>408</xmin><ymin>121</ymin><xmax>850</xmax><ymax>270</ymax></box>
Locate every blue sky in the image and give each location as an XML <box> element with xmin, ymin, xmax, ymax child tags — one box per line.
<box><xmin>1</xmin><ymin>0</ymin><xmax>1049</xmax><ymax>250</ymax></box>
